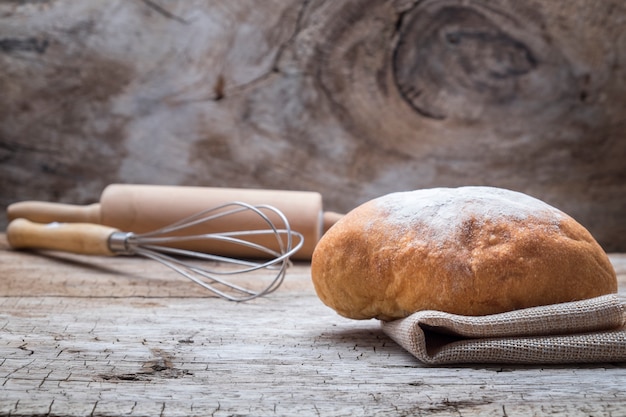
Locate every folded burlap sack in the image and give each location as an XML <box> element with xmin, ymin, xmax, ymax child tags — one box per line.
<box><xmin>381</xmin><ymin>294</ymin><xmax>626</xmax><ymax>365</ymax></box>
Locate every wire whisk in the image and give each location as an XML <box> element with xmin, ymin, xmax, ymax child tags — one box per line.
<box><xmin>7</xmin><ymin>202</ymin><xmax>305</xmax><ymax>301</ymax></box>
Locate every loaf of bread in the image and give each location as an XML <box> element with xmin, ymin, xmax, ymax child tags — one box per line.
<box><xmin>311</xmin><ymin>187</ymin><xmax>617</xmax><ymax>320</ymax></box>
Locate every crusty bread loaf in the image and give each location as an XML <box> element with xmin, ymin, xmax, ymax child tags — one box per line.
<box><xmin>311</xmin><ymin>187</ymin><xmax>617</xmax><ymax>320</ymax></box>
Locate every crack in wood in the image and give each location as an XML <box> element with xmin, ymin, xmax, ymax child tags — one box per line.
<box><xmin>98</xmin><ymin>348</ymin><xmax>193</xmax><ymax>382</ymax></box>
<box><xmin>140</xmin><ymin>0</ymin><xmax>188</xmax><ymax>24</ymax></box>
<box><xmin>0</xmin><ymin>37</ymin><xmax>48</xmax><ymax>54</ymax></box>
<box><xmin>18</xmin><ymin>343</ymin><xmax>34</xmax><ymax>355</ymax></box>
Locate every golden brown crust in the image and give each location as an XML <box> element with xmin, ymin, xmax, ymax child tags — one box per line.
<box><xmin>311</xmin><ymin>187</ymin><xmax>617</xmax><ymax>320</ymax></box>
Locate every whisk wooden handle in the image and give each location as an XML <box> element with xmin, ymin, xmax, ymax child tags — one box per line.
<box><xmin>7</xmin><ymin>218</ymin><xmax>118</xmax><ymax>256</ymax></box>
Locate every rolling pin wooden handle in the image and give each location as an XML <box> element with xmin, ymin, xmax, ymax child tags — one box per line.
<box><xmin>6</xmin><ymin>218</ymin><xmax>118</xmax><ymax>256</ymax></box>
<box><xmin>7</xmin><ymin>201</ymin><xmax>101</xmax><ymax>224</ymax></box>
<box><xmin>323</xmin><ymin>211</ymin><xmax>343</xmax><ymax>233</ymax></box>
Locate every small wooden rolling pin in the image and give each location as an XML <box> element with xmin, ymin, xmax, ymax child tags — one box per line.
<box><xmin>7</xmin><ymin>184</ymin><xmax>344</xmax><ymax>261</ymax></box>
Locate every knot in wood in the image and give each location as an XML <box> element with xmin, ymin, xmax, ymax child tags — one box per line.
<box><xmin>393</xmin><ymin>3</ymin><xmax>539</xmax><ymax>120</ymax></box>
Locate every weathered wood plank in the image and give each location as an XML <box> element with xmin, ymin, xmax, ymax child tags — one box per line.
<box><xmin>1</xmin><ymin>235</ymin><xmax>625</xmax><ymax>416</ymax></box>
<box><xmin>2</xmin><ymin>295</ymin><xmax>626</xmax><ymax>416</ymax></box>
<box><xmin>1</xmin><ymin>0</ymin><xmax>625</xmax><ymax>250</ymax></box>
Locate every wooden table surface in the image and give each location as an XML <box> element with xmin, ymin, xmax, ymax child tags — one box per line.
<box><xmin>1</xmin><ymin>234</ymin><xmax>625</xmax><ymax>417</ymax></box>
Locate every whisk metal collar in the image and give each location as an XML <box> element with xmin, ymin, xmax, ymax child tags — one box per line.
<box><xmin>108</xmin><ymin>231</ymin><xmax>137</xmax><ymax>255</ymax></box>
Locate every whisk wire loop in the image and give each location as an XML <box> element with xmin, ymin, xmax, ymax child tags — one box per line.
<box><xmin>109</xmin><ymin>202</ymin><xmax>304</xmax><ymax>301</ymax></box>
<box><xmin>137</xmin><ymin>231</ymin><xmax>285</xmax><ymax>259</ymax></box>
<box><xmin>137</xmin><ymin>247</ymin><xmax>268</xmax><ymax>301</ymax></box>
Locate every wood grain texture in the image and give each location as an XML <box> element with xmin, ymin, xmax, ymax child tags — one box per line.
<box><xmin>1</xmin><ymin>234</ymin><xmax>625</xmax><ymax>416</ymax></box>
<box><xmin>0</xmin><ymin>0</ymin><xmax>625</xmax><ymax>251</ymax></box>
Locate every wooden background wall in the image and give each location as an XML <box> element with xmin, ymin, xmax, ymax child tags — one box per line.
<box><xmin>1</xmin><ymin>0</ymin><xmax>624</xmax><ymax>250</ymax></box>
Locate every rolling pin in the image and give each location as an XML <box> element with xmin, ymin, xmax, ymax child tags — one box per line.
<box><xmin>7</xmin><ymin>184</ymin><xmax>344</xmax><ymax>260</ymax></box>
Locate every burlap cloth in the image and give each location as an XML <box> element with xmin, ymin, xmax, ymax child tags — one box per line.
<box><xmin>381</xmin><ymin>294</ymin><xmax>626</xmax><ymax>365</ymax></box>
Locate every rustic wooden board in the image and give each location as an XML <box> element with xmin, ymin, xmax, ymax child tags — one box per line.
<box><xmin>1</xmin><ymin>235</ymin><xmax>625</xmax><ymax>416</ymax></box>
<box><xmin>1</xmin><ymin>0</ymin><xmax>625</xmax><ymax>251</ymax></box>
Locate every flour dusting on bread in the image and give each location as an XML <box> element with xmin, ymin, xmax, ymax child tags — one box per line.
<box><xmin>373</xmin><ymin>187</ymin><xmax>565</xmax><ymax>246</ymax></box>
